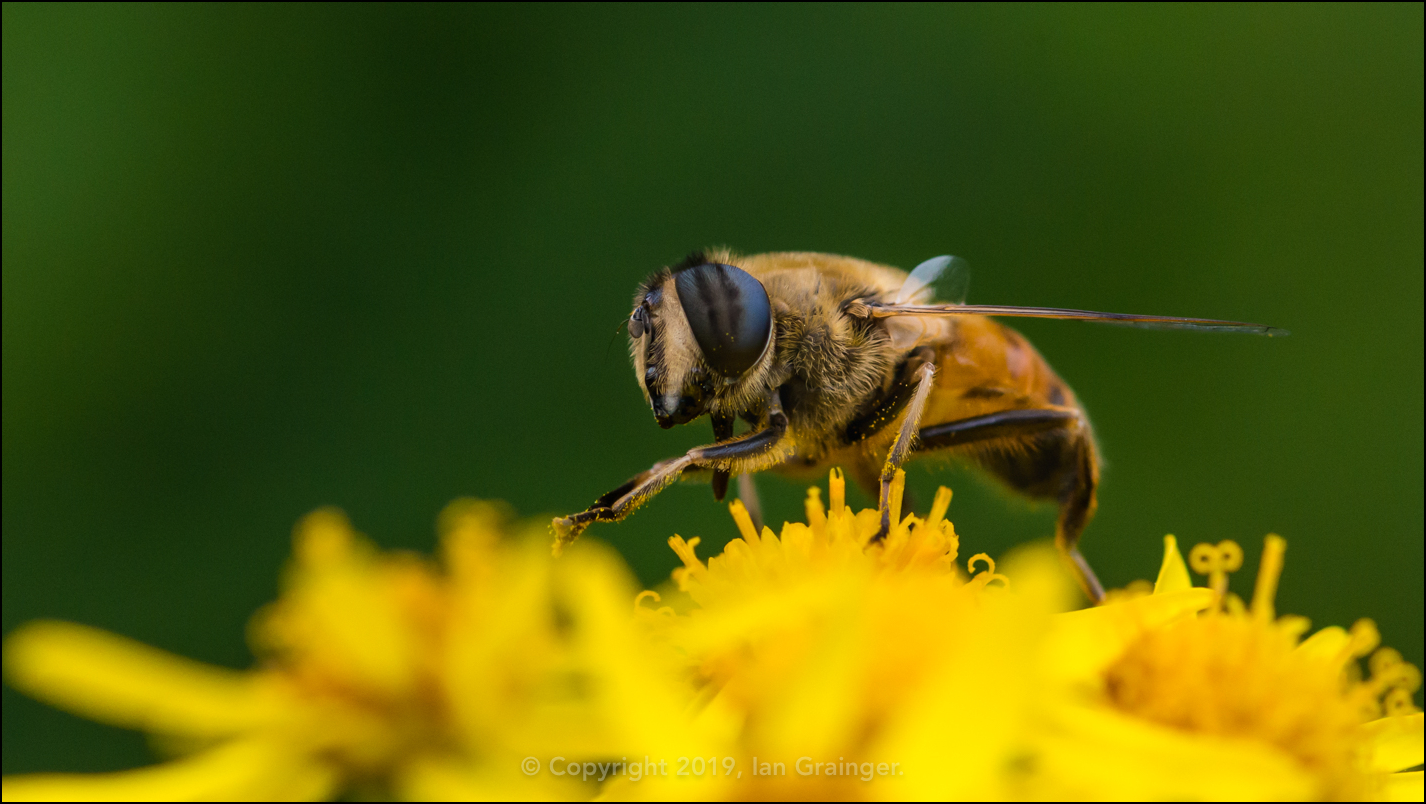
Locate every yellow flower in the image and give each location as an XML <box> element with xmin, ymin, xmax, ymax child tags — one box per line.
<box><xmin>617</xmin><ymin>469</ymin><xmax>1073</xmax><ymax>800</ymax></box>
<box><xmin>1033</xmin><ymin>534</ymin><xmax>1424</xmax><ymax>801</ymax></box>
<box><xmin>4</xmin><ymin>474</ymin><xmax>1419</xmax><ymax>802</ymax></box>
<box><xmin>620</xmin><ymin>471</ymin><xmax>1421</xmax><ymax>801</ymax></box>
<box><xmin>3</xmin><ymin>502</ymin><xmax>699</xmax><ymax>801</ymax></box>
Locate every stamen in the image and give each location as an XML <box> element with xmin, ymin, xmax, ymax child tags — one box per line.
<box><xmin>1250</xmin><ymin>534</ymin><xmax>1286</xmax><ymax>622</ymax></box>
<box><xmin>982</xmin><ymin>573</ymin><xmax>1011</xmax><ymax>590</ymax></box>
<box><xmin>1278</xmin><ymin>615</ymin><xmax>1312</xmax><ymax>641</ymax></box>
<box><xmin>1220</xmin><ymin>542</ymin><xmax>1244</xmax><ymax>571</ymax></box>
<box><xmin>1223</xmin><ymin>592</ymin><xmax>1246</xmax><ymax>616</ymax></box>
<box><xmin>633</xmin><ymin>590</ymin><xmax>676</xmax><ymax>619</ymax></box>
<box><xmin>967</xmin><ymin>553</ymin><xmax>995</xmax><ymax>577</ymax></box>
<box><xmin>1190</xmin><ymin>540</ymin><xmax>1243</xmax><ymax>607</ymax></box>
<box><xmin>829</xmin><ymin>468</ymin><xmax>846</xmax><ymax>515</ymax></box>
<box><xmin>804</xmin><ymin>487</ymin><xmax>827</xmax><ymax>536</ymax></box>
<box><xmin>1368</xmin><ymin>648</ymin><xmax>1423</xmax><ymax>701</ymax></box>
<box><xmin>1384</xmin><ymin>688</ymin><xmax>1417</xmax><ymax>716</ymax></box>
<box><xmin>729</xmin><ymin>500</ymin><xmax>759</xmax><ymax>544</ymax></box>
<box><xmin>925</xmin><ymin>486</ymin><xmax>952</xmax><ymax>532</ymax></box>
<box><xmin>1345</xmin><ymin>619</ymin><xmax>1381</xmax><ymax>663</ymax></box>
<box><xmin>888</xmin><ymin>470</ymin><xmax>906</xmax><ymax>527</ymax></box>
<box><xmin>1106</xmin><ymin>539</ymin><xmax>1421</xmax><ymax>798</ymax></box>
<box><xmin>964</xmin><ymin>553</ymin><xmax>1008</xmax><ymax>590</ymax></box>
<box><xmin>294</xmin><ymin>509</ymin><xmax>357</xmax><ymax>568</ymax></box>
<box><xmin>1369</xmin><ymin>647</ymin><xmax>1406</xmax><ymax>680</ymax></box>
<box><xmin>668</xmin><ymin>536</ymin><xmax>706</xmax><ymax>575</ymax></box>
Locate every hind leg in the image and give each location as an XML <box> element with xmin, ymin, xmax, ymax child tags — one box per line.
<box><xmin>1053</xmin><ymin>433</ymin><xmax>1103</xmax><ymax>602</ymax></box>
<box><xmin>916</xmin><ymin>408</ymin><xmax>1105</xmax><ymax>603</ymax></box>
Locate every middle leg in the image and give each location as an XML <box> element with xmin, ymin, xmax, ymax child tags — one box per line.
<box><xmin>871</xmin><ymin>361</ymin><xmax>938</xmax><ymax>541</ymax></box>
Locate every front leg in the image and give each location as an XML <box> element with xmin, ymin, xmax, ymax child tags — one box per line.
<box><xmin>551</xmin><ymin>391</ymin><xmax>788</xmax><ymax>554</ymax></box>
<box><xmin>710</xmin><ymin>412</ymin><xmax>735</xmax><ymax>502</ymax></box>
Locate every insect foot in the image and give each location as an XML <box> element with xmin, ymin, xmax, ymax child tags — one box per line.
<box><xmin>550</xmin><ymin>515</ymin><xmax>587</xmax><ymax>556</ymax></box>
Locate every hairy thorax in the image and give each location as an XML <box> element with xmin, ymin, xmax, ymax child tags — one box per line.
<box><xmin>734</xmin><ymin>253</ymin><xmax>909</xmax><ymax>459</ymax></box>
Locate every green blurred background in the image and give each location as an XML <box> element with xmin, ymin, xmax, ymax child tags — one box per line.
<box><xmin>4</xmin><ymin>4</ymin><xmax>1421</xmax><ymax>774</ymax></box>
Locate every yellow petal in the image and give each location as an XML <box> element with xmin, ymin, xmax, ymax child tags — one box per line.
<box><xmin>0</xmin><ymin>738</ymin><xmax>337</xmax><ymax>802</ymax></box>
<box><xmin>1153</xmin><ymin>535</ymin><xmax>1191</xmax><ymax>594</ymax></box>
<box><xmin>445</xmin><ymin>537</ymin><xmax>708</xmax><ymax>763</ymax></box>
<box><xmin>1380</xmin><ymin>771</ymin><xmax>1424</xmax><ymax>803</ymax></box>
<box><xmin>1044</xmin><ymin>588</ymin><xmax>1216</xmax><ymax>683</ymax></box>
<box><xmin>3</xmin><ymin>621</ymin><xmax>279</xmax><ymax>736</ymax></box>
<box><xmin>1030</xmin><ymin>701</ymin><xmax>1316</xmax><ymax>800</ymax></box>
<box><xmin>253</xmin><ymin>514</ymin><xmax>429</xmax><ymax>697</ymax></box>
<box><xmin>551</xmin><ymin>540</ymin><xmax>715</xmax><ymax>757</ymax></box>
<box><xmin>751</xmin><ymin>593</ymin><xmax>866</xmax><ymax>757</ymax></box>
<box><xmin>396</xmin><ymin>755</ymin><xmax>586</xmax><ymax>802</ymax></box>
<box><xmin>883</xmin><ymin>591</ymin><xmax>1047</xmax><ymax>800</ymax></box>
<box><xmin>1359</xmin><ymin>713</ymin><xmax>1425</xmax><ymax>774</ymax></box>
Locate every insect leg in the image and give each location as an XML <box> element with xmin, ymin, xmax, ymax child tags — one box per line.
<box><xmin>710</xmin><ymin>412</ymin><xmax>735</xmax><ymax>502</ymax></box>
<box><xmin>916</xmin><ymin>408</ymin><xmax>1079</xmax><ymax>449</ymax></box>
<box><xmin>552</xmin><ymin>394</ymin><xmax>788</xmax><ymax>552</ymax></box>
<box><xmin>871</xmin><ymin>361</ymin><xmax>938</xmax><ymax>542</ymax></box>
<box><xmin>1056</xmin><ymin>438</ymin><xmax>1102</xmax><ymax>603</ymax></box>
<box><xmin>915</xmin><ymin>408</ymin><xmax>1106</xmax><ymax>604</ymax></box>
<box><xmin>737</xmin><ymin>473</ymin><xmax>764</xmax><ymax>533</ymax></box>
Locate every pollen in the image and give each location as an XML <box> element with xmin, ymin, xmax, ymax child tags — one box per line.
<box><xmin>1103</xmin><ymin>535</ymin><xmax>1422</xmax><ymax>799</ymax></box>
<box><xmin>624</xmin><ymin>469</ymin><xmax>1064</xmax><ymax>800</ymax></box>
<box><xmin>665</xmin><ymin>469</ymin><xmax>968</xmax><ymax>614</ymax></box>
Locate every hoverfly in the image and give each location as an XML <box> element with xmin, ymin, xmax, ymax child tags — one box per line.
<box><xmin>553</xmin><ymin>250</ymin><xmax>1283</xmax><ymax>601</ymax></box>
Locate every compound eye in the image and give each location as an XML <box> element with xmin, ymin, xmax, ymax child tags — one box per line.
<box><xmin>674</xmin><ymin>263</ymin><xmax>772</xmax><ymax>378</ymax></box>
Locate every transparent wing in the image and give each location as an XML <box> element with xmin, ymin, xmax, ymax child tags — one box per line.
<box><xmin>867</xmin><ymin>302</ymin><xmax>1288</xmax><ymax>336</ymax></box>
<box><xmin>893</xmin><ymin>255</ymin><xmax>970</xmax><ymax>305</ymax></box>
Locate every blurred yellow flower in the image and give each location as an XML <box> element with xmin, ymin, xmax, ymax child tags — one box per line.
<box><xmin>2</xmin><ymin>502</ymin><xmax>701</xmax><ymax>801</ymax></box>
<box><xmin>616</xmin><ymin>469</ymin><xmax>1073</xmax><ymax>800</ymax></box>
<box><xmin>618</xmin><ymin>472</ymin><xmax>1421</xmax><ymax>801</ymax></box>
<box><xmin>3</xmin><ymin>474</ymin><xmax>1419</xmax><ymax>802</ymax></box>
<box><xmin>1027</xmin><ymin>534</ymin><xmax>1424</xmax><ymax>801</ymax></box>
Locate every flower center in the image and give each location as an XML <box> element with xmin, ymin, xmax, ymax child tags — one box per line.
<box><xmin>1103</xmin><ymin>536</ymin><xmax>1421</xmax><ymax>797</ymax></box>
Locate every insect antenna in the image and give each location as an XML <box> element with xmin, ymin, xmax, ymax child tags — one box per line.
<box><xmin>604</xmin><ymin>318</ymin><xmax>629</xmax><ymax>360</ymax></box>
<box><xmin>581</xmin><ymin>318</ymin><xmax>631</xmax><ymax>387</ymax></box>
